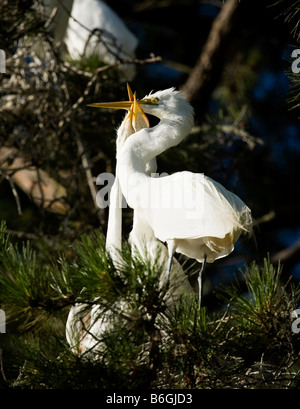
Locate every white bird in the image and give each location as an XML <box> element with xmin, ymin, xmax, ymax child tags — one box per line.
<box><xmin>65</xmin><ymin>301</ymin><xmax>108</xmax><ymax>356</ymax></box>
<box><xmin>88</xmin><ymin>87</ymin><xmax>254</xmax><ymax>308</ymax></box>
<box><xmin>64</xmin><ymin>0</ymin><xmax>138</xmax><ymax>80</ymax></box>
<box><xmin>106</xmin><ymin>85</ymin><xmax>192</xmax><ymax>302</ymax></box>
<box><xmin>105</xmin><ymin>84</ymin><xmax>147</xmax><ymax>266</ymax></box>
<box><xmin>66</xmin><ymin>298</ymin><xmax>141</xmax><ymax>357</ymax></box>
<box><xmin>66</xmin><ymin>85</ymin><xmax>191</xmax><ymax>356</ymax></box>
<box><xmin>41</xmin><ymin>0</ymin><xmax>138</xmax><ymax>80</ymax></box>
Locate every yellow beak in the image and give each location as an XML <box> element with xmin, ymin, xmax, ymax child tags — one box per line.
<box><xmin>88</xmin><ymin>83</ymin><xmax>149</xmax><ymax>131</ymax></box>
<box><xmin>88</xmin><ymin>83</ymin><xmax>136</xmax><ymax>110</ymax></box>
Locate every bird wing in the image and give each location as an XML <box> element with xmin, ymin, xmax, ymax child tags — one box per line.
<box><xmin>139</xmin><ymin>171</ymin><xmax>252</xmax><ymax>242</ymax></box>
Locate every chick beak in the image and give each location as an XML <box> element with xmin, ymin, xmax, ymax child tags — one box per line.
<box><xmin>127</xmin><ymin>82</ymin><xmax>134</xmax><ymax>102</ymax></box>
<box><xmin>88</xmin><ymin>83</ymin><xmax>149</xmax><ymax>133</ymax></box>
<box><xmin>132</xmin><ymin>92</ymin><xmax>150</xmax><ymax>130</ymax></box>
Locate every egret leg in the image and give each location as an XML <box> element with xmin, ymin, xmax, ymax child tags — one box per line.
<box><xmin>163</xmin><ymin>240</ymin><xmax>176</xmax><ymax>286</ymax></box>
<box><xmin>165</xmin><ymin>253</ymin><xmax>173</xmax><ymax>284</ymax></box>
<box><xmin>198</xmin><ymin>254</ymin><xmax>207</xmax><ymax>310</ymax></box>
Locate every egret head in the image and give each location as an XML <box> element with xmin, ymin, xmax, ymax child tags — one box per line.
<box><xmin>138</xmin><ymin>88</ymin><xmax>194</xmax><ymax>122</ymax></box>
<box><xmin>88</xmin><ymin>85</ymin><xmax>194</xmax><ymax>139</ymax></box>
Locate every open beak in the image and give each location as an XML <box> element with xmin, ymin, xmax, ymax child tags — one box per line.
<box><xmin>88</xmin><ymin>83</ymin><xmax>149</xmax><ymax>132</ymax></box>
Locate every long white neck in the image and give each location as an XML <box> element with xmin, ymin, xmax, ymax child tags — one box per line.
<box><xmin>105</xmin><ymin>176</ymin><xmax>123</xmax><ymax>266</ymax></box>
<box><xmin>129</xmin><ymin>105</ymin><xmax>192</xmax><ymax>162</ymax></box>
<box><xmin>106</xmin><ymin>124</ymin><xmax>158</xmax><ymax>265</ymax></box>
<box><xmin>117</xmin><ymin>103</ymin><xmax>194</xmax><ymax>206</ymax></box>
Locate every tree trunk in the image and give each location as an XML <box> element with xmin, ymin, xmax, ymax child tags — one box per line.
<box><xmin>181</xmin><ymin>0</ymin><xmax>240</xmax><ymax>109</ymax></box>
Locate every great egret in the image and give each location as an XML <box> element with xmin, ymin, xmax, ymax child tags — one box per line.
<box><xmin>106</xmin><ymin>85</ymin><xmax>192</xmax><ymax>300</ymax></box>
<box><xmin>42</xmin><ymin>0</ymin><xmax>138</xmax><ymax>80</ymax></box>
<box><xmin>66</xmin><ymin>85</ymin><xmax>191</xmax><ymax>356</ymax></box>
<box><xmin>88</xmin><ymin>87</ymin><xmax>253</xmax><ymax>308</ymax></box>
<box><xmin>105</xmin><ymin>84</ymin><xmax>149</xmax><ymax>266</ymax></box>
<box><xmin>65</xmin><ymin>0</ymin><xmax>138</xmax><ymax>80</ymax></box>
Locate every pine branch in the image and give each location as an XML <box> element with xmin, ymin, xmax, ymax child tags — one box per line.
<box><xmin>0</xmin><ymin>223</ymin><xmax>299</xmax><ymax>388</ymax></box>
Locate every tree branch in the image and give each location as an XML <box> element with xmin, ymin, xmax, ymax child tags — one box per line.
<box><xmin>0</xmin><ymin>147</ymin><xmax>69</xmax><ymax>215</ymax></box>
<box><xmin>271</xmin><ymin>238</ymin><xmax>300</xmax><ymax>266</ymax></box>
<box><xmin>181</xmin><ymin>0</ymin><xmax>240</xmax><ymax>107</ymax></box>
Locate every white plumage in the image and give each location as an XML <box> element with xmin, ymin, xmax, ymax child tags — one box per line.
<box><xmin>105</xmin><ymin>87</ymin><xmax>194</xmax><ymax>304</ymax></box>
<box><xmin>114</xmin><ymin>88</ymin><xmax>253</xmax><ymax>306</ymax></box>
<box><xmin>42</xmin><ymin>0</ymin><xmax>138</xmax><ymax>80</ymax></box>
<box><xmin>65</xmin><ymin>0</ymin><xmax>138</xmax><ymax>80</ymax></box>
<box><xmin>66</xmin><ymin>85</ymin><xmax>192</xmax><ymax>356</ymax></box>
<box><xmin>66</xmin><ymin>85</ymin><xmax>253</xmax><ymax>355</ymax></box>
<box><xmin>135</xmin><ymin>171</ymin><xmax>251</xmax><ymax>263</ymax></box>
<box><xmin>88</xmin><ymin>86</ymin><xmax>253</xmax><ymax>308</ymax></box>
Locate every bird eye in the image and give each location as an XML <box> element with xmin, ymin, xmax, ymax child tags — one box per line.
<box><xmin>139</xmin><ymin>97</ymin><xmax>159</xmax><ymax>105</ymax></box>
